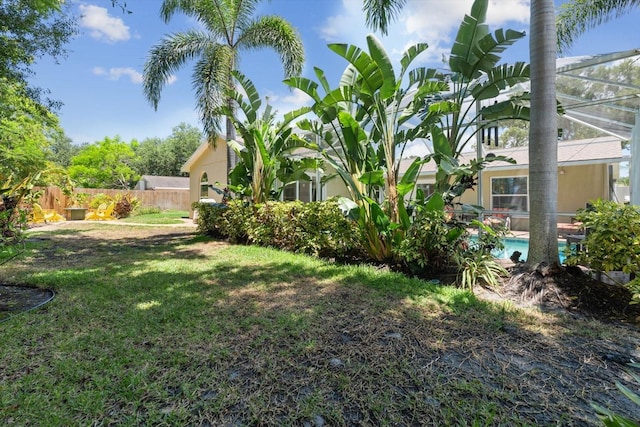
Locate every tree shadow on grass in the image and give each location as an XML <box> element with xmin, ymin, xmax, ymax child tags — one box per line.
<box><xmin>2</xmin><ymin>226</ymin><xmax>640</xmax><ymax>425</ymax></box>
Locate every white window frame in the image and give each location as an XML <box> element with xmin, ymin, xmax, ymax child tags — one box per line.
<box><xmin>490</xmin><ymin>176</ymin><xmax>529</xmax><ymax>212</ymax></box>
<box><xmin>199</xmin><ymin>172</ymin><xmax>209</xmax><ymax>199</ymax></box>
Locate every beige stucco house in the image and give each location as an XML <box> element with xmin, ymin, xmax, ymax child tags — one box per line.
<box><xmin>399</xmin><ymin>135</ymin><xmax>624</xmax><ymax>231</ymax></box>
<box><xmin>182</xmin><ymin>135</ymin><xmax>624</xmax><ymax>230</ymax></box>
<box><xmin>180</xmin><ymin>138</ymin><xmax>228</xmax><ymax>215</ymax></box>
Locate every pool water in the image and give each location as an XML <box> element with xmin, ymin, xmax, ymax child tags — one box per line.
<box><xmin>471</xmin><ymin>236</ymin><xmax>569</xmax><ymax>263</ymax></box>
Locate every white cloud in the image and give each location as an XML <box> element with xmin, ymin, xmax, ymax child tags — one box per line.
<box><xmin>79</xmin><ymin>4</ymin><xmax>130</xmax><ymax>43</ymax></box>
<box><xmin>93</xmin><ymin>66</ymin><xmax>143</xmax><ymax>84</ymax></box>
<box><xmin>318</xmin><ymin>0</ymin><xmax>530</xmax><ymax>66</ymax></box>
<box><xmin>263</xmin><ymin>88</ymin><xmax>314</xmax><ymax>121</ymax></box>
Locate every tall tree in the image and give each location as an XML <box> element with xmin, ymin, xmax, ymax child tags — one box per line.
<box><xmin>527</xmin><ymin>0</ymin><xmax>558</xmax><ymax>265</ymax></box>
<box><xmin>0</xmin><ymin>78</ymin><xmax>61</xmax><ymax>181</ymax></box>
<box><xmin>143</xmin><ymin>0</ymin><xmax>305</xmax><ymax>176</ymax></box>
<box><xmin>0</xmin><ymin>0</ymin><xmax>76</xmax><ymax>108</ymax></box>
<box><xmin>132</xmin><ymin>123</ymin><xmax>203</xmax><ymax>176</ymax></box>
<box><xmin>47</xmin><ymin>134</ymin><xmax>82</xmax><ymax>168</ymax></box>
<box><xmin>557</xmin><ymin>0</ymin><xmax>640</xmax><ymax>54</ymax></box>
<box><xmin>68</xmin><ymin>136</ymin><xmax>139</xmax><ymax>189</ymax></box>
<box><xmin>164</xmin><ymin>122</ymin><xmax>203</xmax><ymax>175</ymax></box>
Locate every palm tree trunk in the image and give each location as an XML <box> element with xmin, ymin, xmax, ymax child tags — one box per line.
<box><xmin>226</xmin><ymin>115</ymin><xmax>236</xmax><ymax>177</ymax></box>
<box><xmin>527</xmin><ymin>0</ymin><xmax>559</xmax><ymax>265</ymax></box>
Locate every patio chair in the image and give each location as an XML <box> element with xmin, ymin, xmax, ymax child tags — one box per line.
<box><xmin>483</xmin><ymin>207</ymin><xmax>511</xmax><ymax>230</ymax></box>
<box><xmin>85</xmin><ymin>202</ymin><xmax>116</xmax><ymax>221</ymax></box>
<box><xmin>31</xmin><ymin>203</ymin><xmax>66</xmax><ymax>223</ymax></box>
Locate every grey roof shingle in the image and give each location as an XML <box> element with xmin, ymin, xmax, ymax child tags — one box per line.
<box><xmin>398</xmin><ymin>135</ymin><xmax>624</xmax><ymax>175</ymax></box>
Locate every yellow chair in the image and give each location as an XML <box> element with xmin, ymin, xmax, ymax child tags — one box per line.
<box><xmin>85</xmin><ymin>202</ymin><xmax>116</xmax><ymax>221</ymax></box>
<box><xmin>31</xmin><ymin>203</ymin><xmax>66</xmax><ymax>223</ymax></box>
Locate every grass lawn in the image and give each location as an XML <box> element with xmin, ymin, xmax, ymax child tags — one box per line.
<box><xmin>1</xmin><ymin>223</ymin><xmax>639</xmax><ymax>425</ymax></box>
<box><xmin>118</xmin><ymin>210</ymin><xmax>190</xmax><ymax>225</ymax></box>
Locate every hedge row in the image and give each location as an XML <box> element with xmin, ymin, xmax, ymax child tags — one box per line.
<box><xmin>194</xmin><ymin>199</ymin><xmax>363</xmax><ymax>259</ymax></box>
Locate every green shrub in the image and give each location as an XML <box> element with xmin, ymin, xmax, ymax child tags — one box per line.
<box><xmin>1</xmin><ymin>174</ymin><xmax>40</xmax><ymax>261</ymax></box>
<box><xmin>193</xmin><ymin>201</ymin><xmax>230</xmax><ymax>239</ymax></box>
<box><xmin>247</xmin><ymin>202</ymin><xmax>291</xmax><ymax>249</ymax></box>
<box><xmin>395</xmin><ymin>209</ymin><xmax>467</xmax><ymax>275</ymax></box>
<box><xmin>455</xmin><ymin>251</ymin><xmax>509</xmax><ymax>290</ymax></box>
<box><xmin>195</xmin><ymin>199</ymin><xmax>362</xmax><ymax>259</ymax></box>
<box><xmin>565</xmin><ymin>199</ymin><xmax>640</xmax><ymax>302</ymax></box>
<box><xmin>291</xmin><ymin>200</ymin><xmax>362</xmax><ymax>258</ymax></box>
<box><xmin>89</xmin><ymin>193</ymin><xmax>113</xmax><ymax>209</ymax></box>
<box><xmin>218</xmin><ymin>200</ymin><xmax>253</xmax><ymax>243</ymax></box>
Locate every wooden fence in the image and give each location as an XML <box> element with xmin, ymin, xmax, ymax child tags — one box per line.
<box><xmin>37</xmin><ymin>187</ymin><xmax>191</xmax><ymax>214</ymax></box>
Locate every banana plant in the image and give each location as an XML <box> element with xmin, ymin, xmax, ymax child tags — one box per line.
<box><xmin>285</xmin><ymin>36</ymin><xmax>450</xmax><ymax>260</ymax></box>
<box><xmin>372</xmin><ymin>0</ymin><xmax>528</xmax><ymax>206</ymax></box>
<box><xmin>215</xmin><ymin>71</ymin><xmax>316</xmax><ymax>204</ymax></box>
<box><xmin>427</xmin><ymin>0</ymin><xmax>531</xmax><ymax>160</ymax></box>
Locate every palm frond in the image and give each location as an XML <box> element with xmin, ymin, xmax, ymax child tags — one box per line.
<box><xmin>143</xmin><ymin>30</ymin><xmax>214</xmax><ymax>109</ymax></box>
<box><xmin>362</xmin><ymin>0</ymin><xmax>407</xmax><ymax>35</ymax></box>
<box><xmin>239</xmin><ymin>15</ymin><xmax>305</xmax><ymax>77</ymax></box>
<box><xmin>557</xmin><ymin>0</ymin><xmax>640</xmax><ymax>54</ymax></box>
<box><xmin>192</xmin><ymin>44</ymin><xmax>234</xmax><ymax>145</ymax></box>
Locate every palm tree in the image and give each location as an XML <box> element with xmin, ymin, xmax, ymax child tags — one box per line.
<box><xmin>527</xmin><ymin>0</ymin><xmax>558</xmax><ymax>265</ymax></box>
<box><xmin>143</xmin><ymin>0</ymin><xmax>305</xmax><ymax>175</ymax></box>
<box><xmin>557</xmin><ymin>0</ymin><xmax>640</xmax><ymax>54</ymax></box>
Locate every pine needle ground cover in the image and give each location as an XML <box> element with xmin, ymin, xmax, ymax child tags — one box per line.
<box><xmin>1</xmin><ymin>223</ymin><xmax>639</xmax><ymax>425</ymax></box>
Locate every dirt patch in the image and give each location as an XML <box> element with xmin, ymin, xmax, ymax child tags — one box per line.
<box><xmin>472</xmin><ymin>263</ymin><xmax>640</xmax><ymax>326</ymax></box>
<box><xmin>0</xmin><ymin>285</ymin><xmax>54</xmax><ymax>321</ymax></box>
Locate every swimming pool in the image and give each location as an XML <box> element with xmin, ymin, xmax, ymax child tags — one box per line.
<box><xmin>471</xmin><ymin>236</ymin><xmax>569</xmax><ymax>263</ymax></box>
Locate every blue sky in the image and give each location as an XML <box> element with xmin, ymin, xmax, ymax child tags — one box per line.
<box><xmin>30</xmin><ymin>0</ymin><xmax>640</xmax><ymax>147</ymax></box>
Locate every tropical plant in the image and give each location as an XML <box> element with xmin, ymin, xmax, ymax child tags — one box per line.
<box><xmin>361</xmin><ymin>0</ymin><xmax>561</xmax><ymax>266</ymax></box>
<box><xmin>0</xmin><ymin>173</ymin><xmax>41</xmax><ymax>261</ymax></box>
<box><xmin>215</xmin><ymin>71</ymin><xmax>316</xmax><ymax>204</ymax></box>
<box><xmin>591</xmin><ymin>362</ymin><xmax>640</xmax><ymax>426</ymax></box>
<box><xmin>394</xmin><ymin>193</ymin><xmax>467</xmax><ymax>275</ymax></box>
<box><xmin>365</xmin><ymin>0</ymin><xmax>531</xmax><ymax>159</ymax></box>
<box><xmin>143</xmin><ymin>0</ymin><xmax>305</xmax><ymax>174</ymax></box>
<box><xmin>564</xmin><ymin>200</ymin><xmax>640</xmax><ymax>302</ymax></box>
<box><xmin>286</xmin><ymin>34</ymin><xmax>447</xmax><ymax>260</ymax></box>
<box><xmin>456</xmin><ymin>220</ymin><xmax>509</xmax><ymax>291</ymax></box>
<box><xmin>113</xmin><ymin>193</ymin><xmax>139</xmax><ymax>218</ymax></box>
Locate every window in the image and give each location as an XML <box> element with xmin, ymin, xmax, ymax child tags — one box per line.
<box><xmin>283</xmin><ymin>182</ymin><xmax>296</xmax><ymax>201</ymax></box>
<box><xmin>281</xmin><ymin>174</ymin><xmax>321</xmax><ymax>202</ymax></box>
<box><xmin>491</xmin><ymin>177</ymin><xmax>528</xmax><ymax>211</ymax></box>
<box><xmin>200</xmin><ymin>173</ymin><xmax>209</xmax><ymax>199</ymax></box>
<box><xmin>415</xmin><ymin>183</ymin><xmax>435</xmax><ymax>198</ymax></box>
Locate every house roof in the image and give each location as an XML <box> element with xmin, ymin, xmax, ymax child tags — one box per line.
<box><xmin>180</xmin><ymin>137</ymin><xmax>226</xmax><ymax>173</ymax></box>
<box><xmin>139</xmin><ymin>175</ymin><xmax>190</xmax><ymax>190</ymax></box>
<box><xmin>399</xmin><ymin>135</ymin><xmax>624</xmax><ymax>175</ymax></box>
